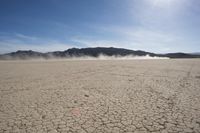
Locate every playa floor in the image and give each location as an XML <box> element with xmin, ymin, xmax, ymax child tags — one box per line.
<box><xmin>0</xmin><ymin>59</ymin><xmax>200</xmax><ymax>133</ymax></box>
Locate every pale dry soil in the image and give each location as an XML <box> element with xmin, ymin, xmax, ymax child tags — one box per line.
<box><xmin>0</xmin><ymin>59</ymin><xmax>200</xmax><ymax>133</ymax></box>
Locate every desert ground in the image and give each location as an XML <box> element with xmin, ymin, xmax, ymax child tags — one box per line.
<box><xmin>0</xmin><ymin>59</ymin><xmax>200</xmax><ymax>133</ymax></box>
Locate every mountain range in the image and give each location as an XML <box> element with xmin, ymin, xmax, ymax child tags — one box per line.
<box><xmin>0</xmin><ymin>47</ymin><xmax>200</xmax><ymax>60</ymax></box>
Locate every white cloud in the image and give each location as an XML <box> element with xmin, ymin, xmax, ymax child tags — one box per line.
<box><xmin>90</xmin><ymin>25</ymin><xmax>186</xmax><ymax>53</ymax></box>
<box><xmin>72</xmin><ymin>38</ymin><xmax>121</xmax><ymax>48</ymax></box>
<box><xmin>0</xmin><ymin>34</ymin><xmax>73</xmax><ymax>54</ymax></box>
<box><xmin>15</xmin><ymin>33</ymin><xmax>38</xmax><ymax>40</ymax></box>
<box><xmin>0</xmin><ymin>41</ymin><xmax>72</xmax><ymax>54</ymax></box>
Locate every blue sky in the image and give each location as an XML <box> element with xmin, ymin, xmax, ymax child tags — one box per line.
<box><xmin>0</xmin><ymin>0</ymin><xmax>200</xmax><ymax>53</ymax></box>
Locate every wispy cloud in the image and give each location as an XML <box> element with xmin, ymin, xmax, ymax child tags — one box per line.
<box><xmin>0</xmin><ymin>33</ymin><xmax>73</xmax><ymax>54</ymax></box>
<box><xmin>15</xmin><ymin>33</ymin><xmax>38</xmax><ymax>40</ymax></box>
<box><xmin>72</xmin><ymin>38</ymin><xmax>122</xmax><ymax>48</ymax></box>
<box><xmin>71</xmin><ymin>0</ymin><xmax>200</xmax><ymax>53</ymax></box>
<box><xmin>85</xmin><ymin>24</ymin><xmax>187</xmax><ymax>53</ymax></box>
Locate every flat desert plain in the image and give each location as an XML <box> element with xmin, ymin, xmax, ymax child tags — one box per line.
<box><xmin>0</xmin><ymin>59</ymin><xmax>200</xmax><ymax>133</ymax></box>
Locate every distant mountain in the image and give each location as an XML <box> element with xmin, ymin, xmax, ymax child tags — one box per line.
<box><xmin>192</xmin><ymin>52</ymin><xmax>200</xmax><ymax>55</ymax></box>
<box><xmin>164</xmin><ymin>53</ymin><xmax>200</xmax><ymax>58</ymax></box>
<box><xmin>49</xmin><ymin>47</ymin><xmax>157</xmax><ymax>57</ymax></box>
<box><xmin>0</xmin><ymin>50</ymin><xmax>44</xmax><ymax>60</ymax></box>
<box><xmin>0</xmin><ymin>47</ymin><xmax>200</xmax><ymax>60</ymax></box>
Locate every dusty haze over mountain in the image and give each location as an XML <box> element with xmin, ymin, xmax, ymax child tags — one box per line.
<box><xmin>0</xmin><ymin>47</ymin><xmax>200</xmax><ymax>60</ymax></box>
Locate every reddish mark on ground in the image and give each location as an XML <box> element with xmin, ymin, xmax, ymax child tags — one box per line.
<box><xmin>71</xmin><ymin>108</ymin><xmax>81</xmax><ymax>117</ymax></box>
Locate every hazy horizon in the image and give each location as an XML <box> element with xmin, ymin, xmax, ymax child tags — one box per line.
<box><xmin>0</xmin><ymin>0</ymin><xmax>200</xmax><ymax>53</ymax></box>
<box><xmin>0</xmin><ymin>46</ymin><xmax>199</xmax><ymax>55</ymax></box>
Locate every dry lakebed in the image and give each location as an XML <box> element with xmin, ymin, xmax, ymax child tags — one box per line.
<box><xmin>0</xmin><ymin>59</ymin><xmax>200</xmax><ymax>133</ymax></box>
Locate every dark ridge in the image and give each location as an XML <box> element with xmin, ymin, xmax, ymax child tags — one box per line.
<box><xmin>62</xmin><ymin>47</ymin><xmax>156</xmax><ymax>57</ymax></box>
<box><xmin>1</xmin><ymin>50</ymin><xmax>44</xmax><ymax>60</ymax></box>
<box><xmin>0</xmin><ymin>47</ymin><xmax>200</xmax><ymax>60</ymax></box>
<box><xmin>164</xmin><ymin>53</ymin><xmax>199</xmax><ymax>58</ymax></box>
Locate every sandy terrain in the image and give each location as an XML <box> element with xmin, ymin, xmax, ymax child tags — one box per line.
<box><xmin>0</xmin><ymin>59</ymin><xmax>200</xmax><ymax>133</ymax></box>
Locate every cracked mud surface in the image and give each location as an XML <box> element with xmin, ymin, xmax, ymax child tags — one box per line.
<box><xmin>0</xmin><ymin>59</ymin><xmax>200</xmax><ymax>133</ymax></box>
